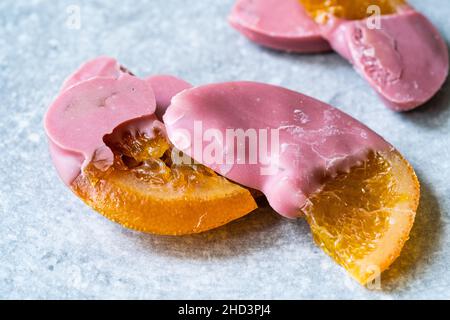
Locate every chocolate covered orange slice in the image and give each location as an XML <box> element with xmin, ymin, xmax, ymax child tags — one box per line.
<box><xmin>298</xmin><ymin>0</ymin><xmax>448</xmax><ymax>110</ymax></box>
<box><xmin>45</xmin><ymin>62</ymin><xmax>256</xmax><ymax>235</ymax></box>
<box><xmin>164</xmin><ymin>82</ymin><xmax>420</xmax><ymax>284</ymax></box>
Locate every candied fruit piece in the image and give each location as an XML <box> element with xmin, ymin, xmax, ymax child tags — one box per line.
<box><xmin>304</xmin><ymin>151</ymin><xmax>419</xmax><ymax>284</ymax></box>
<box><xmin>73</xmin><ymin>127</ymin><xmax>257</xmax><ymax>235</ymax></box>
<box><xmin>299</xmin><ymin>0</ymin><xmax>406</xmax><ymax>22</ymax></box>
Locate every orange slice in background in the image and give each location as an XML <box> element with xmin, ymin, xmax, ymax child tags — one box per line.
<box><xmin>72</xmin><ymin>126</ymin><xmax>257</xmax><ymax>236</ymax></box>
<box><xmin>303</xmin><ymin>149</ymin><xmax>419</xmax><ymax>285</ymax></box>
<box><xmin>299</xmin><ymin>0</ymin><xmax>406</xmax><ymax>22</ymax></box>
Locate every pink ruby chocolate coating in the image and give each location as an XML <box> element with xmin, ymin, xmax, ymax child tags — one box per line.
<box><xmin>229</xmin><ymin>0</ymin><xmax>330</xmax><ymax>53</ymax></box>
<box><xmin>145</xmin><ymin>75</ymin><xmax>192</xmax><ymax>120</ymax></box>
<box><xmin>323</xmin><ymin>9</ymin><xmax>448</xmax><ymax>111</ymax></box>
<box><xmin>164</xmin><ymin>81</ymin><xmax>391</xmax><ymax>218</ymax></box>
<box><xmin>45</xmin><ymin>74</ymin><xmax>156</xmax><ymax>185</ymax></box>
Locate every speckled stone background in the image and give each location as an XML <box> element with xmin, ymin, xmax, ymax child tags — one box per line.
<box><xmin>0</xmin><ymin>0</ymin><xmax>449</xmax><ymax>300</ymax></box>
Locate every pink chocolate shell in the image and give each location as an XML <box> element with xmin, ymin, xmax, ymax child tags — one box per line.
<box><xmin>145</xmin><ymin>75</ymin><xmax>193</xmax><ymax>120</ymax></box>
<box><xmin>164</xmin><ymin>81</ymin><xmax>392</xmax><ymax>218</ymax></box>
<box><xmin>47</xmin><ymin>57</ymin><xmax>194</xmax><ymax>185</ymax></box>
<box><xmin>321</xmin><ymin>6</ymin><xmax>449</xmax><ymax>111</ymax></box>
<box><xmin>45</xmin><ymin>74</ymin><xmax>157</xmax><ymax>185</ymax></box>
<box><xmin>229</xmin><ymin>0</ymin><xmax>331</xmax><ymax>53</ymax></box>
<box><xmin>60</xmin><ymin>56</ymin><xmax>124</xmax><ymax>92</ymax></box>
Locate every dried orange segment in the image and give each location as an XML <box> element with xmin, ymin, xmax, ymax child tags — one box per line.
<box><xmin>299</xmin><ymin>0</ymin><xmax>406</xmax><ymax>22</ymax></box>
<box><xmin>303</xmin><ymin>150</ymin><xmax>419</xmax><ymax>285</ymax></box>
<box><xmin>72</xmin><ymin>128</ymin><xmax>257</xmax><ymax>235</ymax></box>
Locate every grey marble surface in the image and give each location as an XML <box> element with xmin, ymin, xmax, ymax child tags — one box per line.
<box><xmin>0</xmin><ymin>0</ymin><xmax>449</xmax><ymax>299</ymax></box>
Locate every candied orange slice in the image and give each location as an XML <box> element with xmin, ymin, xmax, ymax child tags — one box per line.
<box><xmin>72</xmin><ymin>127</ymin><xmax>257</xmax><ymax>235</ymax></box>
<box><xmin>299</xmin><ymin>0</ymin><xmax>406</xmax><ymax>22</ymax></box>
<box><xmin>303</xmin><ymin>149</ymin><xmax>419</xmax><ymax>285</ymax></box>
